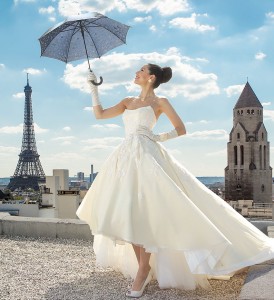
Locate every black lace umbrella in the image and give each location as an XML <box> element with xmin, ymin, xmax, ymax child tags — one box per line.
<box><xmin>39</xmin><ymin>12</ymin><xmax>130</xmax><ymax>85</ymax></box>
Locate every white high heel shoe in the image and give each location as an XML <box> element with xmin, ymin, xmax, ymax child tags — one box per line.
<box><xmin>126</xmin><ymin>269</ymin><xmax>153</xmax><ymax>298</ymax></box>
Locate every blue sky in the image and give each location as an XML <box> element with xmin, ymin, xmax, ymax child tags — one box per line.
<box><xmin>0</xmin><ymin>0</ymin><xmax>274</xmax><ymax>178</ymax></box>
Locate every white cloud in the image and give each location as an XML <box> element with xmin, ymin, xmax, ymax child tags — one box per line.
<box><xmin>81</xmin><ymin>136</ymin><xmax>123</xmax><ymax>151</ymax></box>
<box><xmin>63</xmin><ymin>47</ymin><xmax>220</xmax><ymax>101</ymax></box>
<box><xmin>186</xmin><ymin>129</ymin><xmax>228</xmax><ymax>140</ymax></box>
<box><xmin>224</xmin><ymin>84</ymin><xmax>244</xmax><ymax>98</ymax></box>
<box><xmin>52</xmin><ymin>136</ymin><xmax>75</xmax><ymax>141</ymax></box>
<box><xmin>23</xmin><ymin>68</ymin><xmax>46</xmax><ymax>75</ymax></box>
<box><xmin>150</xmin><ymin>25</ymin><xmax>156</xmax><ymax>32</ymax></box>
<box><xmin>206</xmin><ymin>148</ymin><xmax>226</xmax><ymax>157</ymax></box>
<box><xmin>262</xmin><ymin>102</ymin><xmax>271</xmax><ymax>106</ymax></box>
<box><xmin>91</xmin><ymin>124</ymin><xmax>121</xmax><ymax>130</ymax></box>
<box><xmin>57</xmin><ymin>0</ymin><xmax>189</xmax><ymax>16</ymax></box>
<box><xmin>255</xmin><ymin>52</ymin><xmax>266</xmax><ymax>60</ymax></box>
<box><xmin>200</xmin><ymin>120</ymin><xmax>209</xmax><ymax>124</ymax></box>
<box><xmin>185</xmin><ymin>119</ymin><xmax>209</xmax><ymax>125</ymax></box>
<box><xmin>0</xmin><ymin>123</ymin><xmax>48</xmax><ymax>134</ymax></box>
<box><xmin>12</xmin><ymin>92</ymin><xmax>25</xmax><ymax>99</ymax></box>
<box><xmin>34</xmin><ymin>123</ymin><xmax>49</xmax><ymax>133</ymax></box>
<box><xmin>39</xmin><ymin>5</ymin><xmax>56</xmax><ymax>22</ymax></box>
<box><xmin>39</xmin><ymin>6</ymin><xmax>55</xmax><ymax>14</ymax></box>
<box><xmin>52</xmin><ymin>135</ymin><xmax>75</xmax><ymax>145</ymax></box>
<box><xmin>0</xmin><ymin>146</ymin><xmax>20</xmax><ymax>156</ymax></box>
<box><xmin>62</xmin><ymin>126</ymin><xmax>71</xmax><ymax>131</ymax></box>
<box><xmin>0</xmin><ymin>124</ymin><xmax>23</xmax><ymax>134</ymax></box>
<box><xmin>169</xmin><ymin>13</ymin><xmax>215</xmax><ymax>32</ymax></box>
<box><xmin>264</xmin><ymin>110</ymin><xmax>274</xmax><ymax>121</ymax></box>
<box><xmin>0</xmin><ymin>64</ymin><xmax>5</xmax><ymax>70</ymax></box>
<box><xmin>266</xmin><ymin>12</ymin><xmax>274</xmax><ymax>19</ymax></box>
<box><xmin>84</xmin><ymin>107</ymin><xmax>93</xmax><ymax>111</ymax></box>
<box><xmin>82</xmin><ymin>136</ymin><xmax>123</xmax><ymax>145</ymax></box>
<box><xmin>49</xmin><ymin>16</ymin><xmax>56</xmax><ymax>22</ymax></box>
<box><xmin>134</xmin><ymin>16</ymin><xmax>152</xmax><ymax>23</ymax></box>
<box><xmin>14</xmin><ymin>0</ymin><xmax>36</xmax><ymax>5</ymax></box>
<box><xmin>46</xmin><ymin>152</ymin><xmax>86</xmax><ymax>164</ymax></box>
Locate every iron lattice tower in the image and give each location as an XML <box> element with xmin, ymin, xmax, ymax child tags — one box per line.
<box><xmin>7</xmin><ymin>75</ymin><xmax>45</xmax><ymax>191</ymax></box>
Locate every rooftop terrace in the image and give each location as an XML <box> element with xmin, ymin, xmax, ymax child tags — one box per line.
<box><xmin>0</xmin><ymin>235</ymin><xmax>246</xmax><ymax>300</ymax></box>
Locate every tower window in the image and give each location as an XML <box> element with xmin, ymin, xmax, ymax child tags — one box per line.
<box><xmin>237</xmin><ymin>133</ymin><xmax>240</xmax><ymax>139</ymax></box>
<box><xmin>237</xmin><ymin>110</ymin><xmax>240</xmax><ymax>115</ymax></box>
<box><xmin>262</xmin><ymin>132</ymin><xmax>264</xmax><ymax>140</ymax></box>
<box><xmin>264</xmin><ymin>145</ymin><xmax>266</xmax><ymax>169</ymax></box>
<box><xmin>240</xmin><ymin>145</ymin><xmax>244</xmax><ymax>165</ymax></box>
<box><xmin>259</xmin><ymin>145</ymin><xmax>262</xmax><ymax>169</ymax></box>
<box><xmin>247</xmin><ymin>109</ymin><xmax>250</xmax><ymax>115</ymax></box>
<box><xmin>234</xmin><ymin>146</ymin><xmax>238</xmax><ymax>165</ymax></box>
<box><xmin>261</xmin><ymin>184</ymin><xmax>265</xmax><ymax>192</ymax></box>
<box><xmin>251</xmin><ymin>109</ymin><xmax>254</xmax><ymax>115</ymax></box>
<box><xmin>241</xmin><ymin>110</ymin><xmax>243</xmax><ymax>115</ymax></box>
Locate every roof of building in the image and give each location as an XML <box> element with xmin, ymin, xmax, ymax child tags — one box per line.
<box><xmin>0</xmin><ymin>189</ymin><xmax>6</xmax><ymax>199</ymax></box>
<box><xmin>234</xmin><ymin>82</ymin><xmax>263</xmax><ymax>109</ymax></box>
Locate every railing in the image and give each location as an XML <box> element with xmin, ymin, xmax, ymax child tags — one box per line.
<box><xmin>253</xmin><ymin>203</ymin><xmax>272</xmax><ymax>208</ymax></box>
<box><xmin>248</xmin><ymin>203</ymin><xmax>273</xmax><ymax>219</ymax></box>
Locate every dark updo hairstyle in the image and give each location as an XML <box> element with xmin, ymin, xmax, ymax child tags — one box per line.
<box><xmin>148</xmin><ymin>63</ymin><xmax>172</xmax><ymax>89</ymax></box>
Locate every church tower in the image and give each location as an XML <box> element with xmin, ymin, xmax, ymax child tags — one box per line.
<box><xmin>225</xmin><ymin>82</ymin><xmax>272</xmax><ymax>203</ymax></box>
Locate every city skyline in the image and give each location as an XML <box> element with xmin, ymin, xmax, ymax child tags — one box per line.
<box><xmin>0</xmin><ymin>0</ymin><xmax>274</xmax><ymax>177</ymax></box>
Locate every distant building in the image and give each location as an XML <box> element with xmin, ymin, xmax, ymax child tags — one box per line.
<box><xmin>77</xmin><ymin>172</ymin><xmax>85</xmax><ymax>181</ymax></box>
<box><xmin>225</xmin><ymin>82</ymin><xmax>272</xmax><ymax>203</ymax></box>
<box><xmin>53</xmin><ymin>169</ymin><xmax>69</xmax><ymax>190</ymax></box>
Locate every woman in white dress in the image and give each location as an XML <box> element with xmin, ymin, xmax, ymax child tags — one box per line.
<box><xmin>76</xmin><ymin>63</ymin><xmax>274</xmax><ymax>298</ymax></box>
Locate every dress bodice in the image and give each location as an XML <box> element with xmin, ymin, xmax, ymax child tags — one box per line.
<box><xmin>122</xmin><ymin>106</ymin><xmax>157</xmax><ymax>137</ymax></box>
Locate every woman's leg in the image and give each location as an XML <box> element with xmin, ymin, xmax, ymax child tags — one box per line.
<box><xmin>131</xmin><ymin>245</ymin><xmax>151</xmax><ymax>291</ymax></box>
<box><xmin>132</xmin><ymin>244</ymin><xmax>141</xmax><ymax>265</ymax></box>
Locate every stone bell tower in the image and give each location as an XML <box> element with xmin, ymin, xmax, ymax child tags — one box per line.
<box><xmin>225</xmin><ymin>82</ymin><xmax>272</xmax><ymax>203</ymax></box>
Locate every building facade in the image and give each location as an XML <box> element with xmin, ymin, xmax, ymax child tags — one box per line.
<box><xmin>225</xmin><ymin>82</ymin><xmax>272</xmax><ymax>203</ymax></box>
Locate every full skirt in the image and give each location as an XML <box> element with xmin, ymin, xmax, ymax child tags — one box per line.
<box><xmin>77</xmin><ymin>135</ymin><xmax>274</xmax><ymax>289</ymax></box>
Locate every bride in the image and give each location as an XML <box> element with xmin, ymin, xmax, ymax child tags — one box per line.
<box><xmin>76</xmin><ymin>63</ymin><xmax>274</xmax><ymax>298</ymax></box>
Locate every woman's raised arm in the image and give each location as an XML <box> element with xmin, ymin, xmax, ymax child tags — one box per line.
<box><xmin>93</xmin><ymin>101</ymin><xmax>127</xmax><ymax>119</ymax></box>
<box><xmin>88</xmin><ymin>71</ymin><xmax>127</xmax><ymax>119</ymax></box>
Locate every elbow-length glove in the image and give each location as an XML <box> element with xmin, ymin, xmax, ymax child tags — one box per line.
<box><xmin>137</xmin><ymin>126</ymin><xmax>178</xmax><ymax>142</ymax></box>
<box><xmin>87</xmin><ymin>72</ymin><xmax>101</xmax><ymax>106</ymax></box>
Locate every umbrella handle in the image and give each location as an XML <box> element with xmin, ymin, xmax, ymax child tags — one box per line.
<box><xmin>91</xmin><ymin>76</ymin><xmax>103</xmax><ymax>86</ymax></box>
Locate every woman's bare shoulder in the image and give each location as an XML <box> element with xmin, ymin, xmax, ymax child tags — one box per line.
<box><xmin>122</xmin><ymin>96</ymin><xmax>137</xmax><ymax>107</ymax></box>
<box><xmin>156</xmin><ymin>96</ymin><xmax>171</xmax><ymax>108</ymax></box>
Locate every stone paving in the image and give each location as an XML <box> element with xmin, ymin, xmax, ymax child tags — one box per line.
<box><xmin>0</xmin><ymin>235</ymin><xmax>247</xmax><ymax>300</ymax></box>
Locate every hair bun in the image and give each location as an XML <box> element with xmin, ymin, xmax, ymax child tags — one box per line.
<box><xmin>161</xmin><ymin>67</ymin><xmax>172</xmax><ymax>83</ymax></box>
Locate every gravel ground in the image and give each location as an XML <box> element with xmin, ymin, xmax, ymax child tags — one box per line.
<box><xmin>0</xmin><ymin>236</ymin><xmax>247</xmax><ymax>300</ymax></box>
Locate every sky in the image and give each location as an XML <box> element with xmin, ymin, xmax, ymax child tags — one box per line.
<box><xmin>0</xmin><ymin>0</ymin><xmax>274</xmax><ymax>178</ymax></box>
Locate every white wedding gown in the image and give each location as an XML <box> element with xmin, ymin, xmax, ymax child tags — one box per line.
<box><xmin>76</xmin><ymin>105</ymin><xmax>274</xmax><ymax>290</ymax></box>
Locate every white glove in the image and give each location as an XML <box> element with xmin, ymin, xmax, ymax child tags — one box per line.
<box><xmin>137</xmin><ymin>126</ymin><xmax>178</xmax><ymax>142</ymax></box>
<box><xmin>87</xmin><ymin>71</ymin><xmax>101</xmax><ymax>106</ymax></box>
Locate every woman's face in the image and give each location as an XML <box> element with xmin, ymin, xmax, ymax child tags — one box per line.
<box><xmin>134</xmin><ymin>65</ymin><xmax>151</xmax><ymax>86</ymax></box>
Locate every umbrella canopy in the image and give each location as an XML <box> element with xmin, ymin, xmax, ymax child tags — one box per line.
<box><xmin>39</xmin><ymin>12</ymin><xmax>130</xmax><ymax>85</ymax></box>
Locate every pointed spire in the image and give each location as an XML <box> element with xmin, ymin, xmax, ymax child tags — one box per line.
<box><xmin>234</xmin><ymin>82</ymin><xmax>263</xmax><ymax>109</ymax></box>
<box><xmin>24</xmin><ymin>73</ymin><xmax>32</xmax><ymax>91</ymax></box>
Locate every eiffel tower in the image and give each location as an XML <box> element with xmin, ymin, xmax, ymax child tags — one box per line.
<box><xmin>7</xmin><ymin>75</ymin><xmax>45</xmax><ymax>191</ymax></box>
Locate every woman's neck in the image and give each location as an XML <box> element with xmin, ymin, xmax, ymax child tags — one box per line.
<box><xmin>139</xmin><ymin>87</ymin><xmax>155</xmax><ymax>102</ymax></box>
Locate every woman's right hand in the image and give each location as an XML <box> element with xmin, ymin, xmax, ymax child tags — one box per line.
<box><xmin>87</xmin><ymin>71</ymin><xmax>101</xmax><ymax>106</ymax></box>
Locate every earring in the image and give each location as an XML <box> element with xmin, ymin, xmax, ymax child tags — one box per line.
<box><xmin>148</xmin><ymin>79</ymin><xmax>152</xmax><ymax>83</ymax></box>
